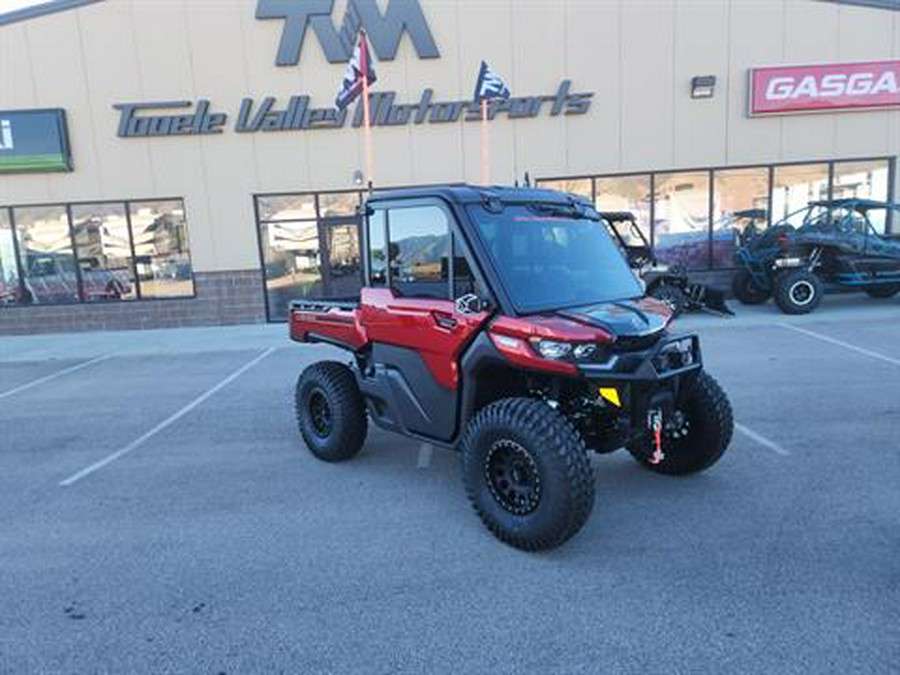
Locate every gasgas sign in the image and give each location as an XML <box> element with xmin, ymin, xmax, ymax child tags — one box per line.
<box><xmin>749</xmin><ymin>60</ymin><xmax>900</xmax><ymax>116</ymax></box>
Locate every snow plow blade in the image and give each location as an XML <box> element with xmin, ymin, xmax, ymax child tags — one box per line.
<box><xmin>689</xmin><ymin>284</ymin><xmax>734</xmax><ymax>317</ymax></box>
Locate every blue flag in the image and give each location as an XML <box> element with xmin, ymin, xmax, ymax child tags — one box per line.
<box><xmin>473</xmin><ymin>61</ymin><xmax>510</xmax><ymax>102</ymax></box>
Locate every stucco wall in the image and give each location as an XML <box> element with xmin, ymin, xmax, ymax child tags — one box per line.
<box><xmin>2</xmin><ymin>0</ymin><xmax>899</xmax><ymax>274</ymax></box>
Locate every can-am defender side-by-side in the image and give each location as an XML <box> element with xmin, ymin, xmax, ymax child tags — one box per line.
<box><xmin>733</xmin><ymin>199</ymin><xmax>900</xmax><ymax>314</ymax></box>
<box><xmin>289</xmin><ymin>186</ymin><xmax>734</xmax><ymax>551</ymax></box>
<box><xmin>600</xmin><ymin>211</ymin><xmax>733</xmax><ymax>317</ymax></box>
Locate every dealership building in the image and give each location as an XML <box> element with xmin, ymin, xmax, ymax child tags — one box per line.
<box><xmin>1</xmin><ymin>0</ymin><xmax>899</xmax><ymax>334</ymax></box>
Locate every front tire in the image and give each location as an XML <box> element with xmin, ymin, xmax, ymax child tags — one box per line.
<box><xmin>774</xmin><ymin>268</ymin><xmax>823</xmax><ymax>315</ymax></box>
<box><xmin>731</xmin><ymin>269</ymin><xmax>771</xmax><ymax>305</ymax></box>
<box><xmin>630</xmin><ymin>371</ymin><xmax>734</xmax><ymax>476</ymax></box>
<box><xmin>295</xmin><ymin>361</ymin><xmax>368</xmax><ymax>462</ymax></box>
<box><xmin>865</xmin><ymin>283</ymin><xmax>900</xmax><ymax>299</ymax></box>
<box><xmin>460</xmin><ymin>398</ymin><xmax>595</xmax><ymax>551</ymax></box>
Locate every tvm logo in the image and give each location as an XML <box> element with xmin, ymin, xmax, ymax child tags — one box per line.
<box><xmin>0</xmin><ymin>120</ymin><xmax>13</xmax><ymax>150</ymax></box>
<box><xmin>256</xmin><ymin>0</ymin><xmax>439</xmax><ymax>66</ymax></box>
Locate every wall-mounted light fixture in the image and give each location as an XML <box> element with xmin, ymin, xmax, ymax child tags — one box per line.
<box><xmin>690</xmin><ymin>75</ymin><xmax>717</xmax><ymax>99</ymax></box>
<box><xmin>352</xmin><ymin>169</ymin><xmax>364</xmax><ymax>186</ymax></box>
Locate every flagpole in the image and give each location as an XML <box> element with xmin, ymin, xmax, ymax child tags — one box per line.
<box><xmin>360</xmin><ymin>31</ymin><xmax>375</xmax><ymax>186</ymax></box>
<box><xmin>480</xmin><ymin>99</ymin><xmax>489</xmax><ymax>185</ymax></box>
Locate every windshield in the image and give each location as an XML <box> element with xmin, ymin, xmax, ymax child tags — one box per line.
<box><xmin>467</xmin><ymin>203</ymin><xmax>644</xmax><ymax>313</ymax></box>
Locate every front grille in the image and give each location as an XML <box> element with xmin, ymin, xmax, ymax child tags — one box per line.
<box><xmin>612</xmin><ymin>331</ymin><xmax>664</xmax><ymax>352</ymax></box>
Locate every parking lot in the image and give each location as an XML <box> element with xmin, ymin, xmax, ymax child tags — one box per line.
<box><xmin>1</xmin><ymin>296</ymin><xmax>898</xmax><ymax>675</ymax></box>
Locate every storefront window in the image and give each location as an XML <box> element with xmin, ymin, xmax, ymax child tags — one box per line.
<box><xmin>772</xmin><ymin>163</ymin><xmax>829</xmax><ymax>227</ymax></box>
<box><xmin>128</xmin><ymin>200</ymin><xmax>194</xmax><ymax>299</ymax></box>
<box><xmin>14</xmin><ymin>205</ymin><xmax>79</xmax><ymax>304</ymax></box>
<box><xmin>595</xmin><ymin>175</ymin><xmax>653</xmax><ymax>242</ymax></box>
<box><xmin>260</xmin><ymin>219</ymin><xmax>322</xmax><ymax>320</ymax></box>
<box><xmin>318</xmin><ymin>191</ymin><xmax>362</xmax><ymax>217</ymax></box>
<box><xmin>833</xmin><ymin>160</ymin><xmax>891</xmax><ymax>233</ymax></box>
<box><xmin>538</xmin><ymin>179</ymin><xmax>592</xmax><ymax>200</ymax></box>
<box><xmin>71</xmin><ymin>203</ymin><xmax>137</xmax><ymax>301</ymax></box>
<box><xmin>653</xmin><ymin>172</ymin><xmax>711</xmax><ymax>270</ymax></box>
<box><xmin>257</xmin><ymin>195</ymin><xmax>316</xmax><ymax>222</ymax></box>
<box><xmin>712</xmin><ymin>167</ymin><xmax>770</xmax><ymax>268</ymax></box>
<box><xmin>0</xmin><ymin>209</ymin><xmax>23</xmax><ymax>305</ymax></box>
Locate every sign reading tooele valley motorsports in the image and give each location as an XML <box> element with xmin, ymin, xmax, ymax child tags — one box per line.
<box><xmin>749</xmin><ymin>60</ymin><xmax>900</xmax><ymax>116</ymax></box>
<box><xmin>113</xmin><ymin>82</ymin><xmax>594</xmax><ymax>138</ymax></box>
<box><xmin>0</xmin><ymin>109</ymin><xmax>73</xmax><ymax>174</ymax></box>
<box><xmin>114</xmin><ymin>1</ymin><xmax>593</xmax><ymax>138</ymax></box>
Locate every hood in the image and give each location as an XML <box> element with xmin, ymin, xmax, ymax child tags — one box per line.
<box><xmin>556</xmin><ymin>297</ymin><xmax>671</xmax><ymax>339</ymax></box>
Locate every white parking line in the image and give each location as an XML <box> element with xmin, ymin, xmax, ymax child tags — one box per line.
<box><xmin>417</xmin><ymin>443</ymin><xmax>433</xmax><ymax>469</ymax></box>
<box><xmin>59</xmin><ymin>347</ymin><xmax>277</xmax><ymax>487</ymax></box>
<box><xmin>780</xmin><ymin>323</ymin><xmax>900</xmax><ymax>367</ymax></box>
<box><xmin>0</xmin><ymin>354</ymin><xmax>112</xmax><ymax>400</ymax></box>
<box><xmin>735</xmin><ymin>422</ymin><xmax>790</xmax><ymax>456</ymax></box>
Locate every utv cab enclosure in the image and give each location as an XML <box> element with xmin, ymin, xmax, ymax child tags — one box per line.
<box><xmin>290</xmin><ymin>185</ymin><xmax>734</xmax><ymax>551</ymax></box>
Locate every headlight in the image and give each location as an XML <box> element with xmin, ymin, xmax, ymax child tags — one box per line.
<box><xmin>654</xmin><ymin>337</ymin><xmax>695</xmax><ymax>372</ymax></box>
<box><xmin>573</xmin><ymin>344</ymin><xmax>597</xmax><ymax>359</ymax></box>
<box><xmin>535</xmin><ymin>340</ymin><xmax>572</xmax><ymax>360</ymax></box>
<box><xmin>533</xmin><ymin>340</ymin><xmax>598</xmax><ymax>361</ymax></box>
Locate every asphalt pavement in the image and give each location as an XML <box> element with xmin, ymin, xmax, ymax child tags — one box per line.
<box><xmin>0</xmin><ymin>295</ymin><xmax>898</xmax><ymax>674</ymax></box>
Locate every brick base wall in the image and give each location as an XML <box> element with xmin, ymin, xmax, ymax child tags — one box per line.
<box><xmin>0</xmin><ymin>270</ymin><xmax>267</xmax><ymax>336</ymax></box>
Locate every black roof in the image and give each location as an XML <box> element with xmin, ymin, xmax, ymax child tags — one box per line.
<box><xmin>367</xmin><ymin>184</ymin><xmax>590</xmax><ymax>207</ymax></box>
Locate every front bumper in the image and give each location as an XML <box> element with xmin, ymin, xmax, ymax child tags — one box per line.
<box><xmin>574</xmin><ymin>334</ymin><xmax>702</xmax><ymax>455</ymax></box>
<box><xmin>577</xmin><ymin>333</ymin><xmax>702</xmax><ymax>382</ymax></box>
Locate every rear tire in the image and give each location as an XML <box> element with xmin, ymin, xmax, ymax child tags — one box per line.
<box><xmin>295</xmin><ymin>361</ymin><xmax>367</xmax><ymax>462</ymax></box>
<box><xmin>460</xmin><ymin>398</ymin><xmax>595</xmax><ymax>551</ymax></box>
<box><xmin>731</xmin><ymin>269</ymin><xmax>770</xmax><ymax>305</ymax></box>
<box><xmin>773</xmin><ymin>268</ymin><xmax>823</xmax><ymax>315</ymax></box>
<box><xmin>650</xmin><ymin>284</ymin><xmax>688</xmax><ymax>317</ymax></box>
<box><xmin>865</xmin><ymin>283</ymin><xmax>900</xmax><ymax>299</ymax></box>
<box><xmin>630</xmin><ymin>371</ymin><xmax>733</xmax><ymax>476</ymax></box>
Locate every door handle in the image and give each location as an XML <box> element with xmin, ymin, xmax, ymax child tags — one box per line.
<box><xmin>433</xmin><ymin>314</ymin><xmax>458</xmax><ymax>330</ymax></box>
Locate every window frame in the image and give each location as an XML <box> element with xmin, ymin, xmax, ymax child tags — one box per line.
<box><xmin>384</xmin><ymin>198</ymin><xmax>454</xmax><ymax>301</ymax></box>
<box><xmin>364</xmin><ymin>196</ymin><xmax>494</xmax><ymax>305</ymax></box>
<box><xmin>0</xmin><ymin>196</ymin><xmax>196</xmax><ymax>308</ymax></box>
<box><xmin>537</xmin><ymin>155</ymin><xmax>897</xmax><ymax>271</ymax></box>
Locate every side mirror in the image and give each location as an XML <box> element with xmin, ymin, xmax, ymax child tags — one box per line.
<box><xmin>455</xmin><ymin>293</ymin><xmax>491</xmax><ymax>315</ymax></box>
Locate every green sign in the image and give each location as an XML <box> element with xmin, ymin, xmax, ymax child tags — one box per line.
<box><xmin>0</xmin><ymin>109</ymin><xmax>73</xmax><ymax>174</ymax></box>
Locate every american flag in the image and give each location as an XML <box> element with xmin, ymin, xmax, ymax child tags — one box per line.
<box><xmin>335</xmin><ymin>30</ymin><xmax>378</xmax><ymax>111</ymax></box>
<box><xmin>473</xmin><ymin>61</ymin><xmax>510</xmax><ymax>102</ymax></box>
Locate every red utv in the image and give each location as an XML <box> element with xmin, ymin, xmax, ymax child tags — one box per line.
<box><xmin>289</xmin><ymin>186</ymin><xmax>734</xmax><ymax>551</ymax></box>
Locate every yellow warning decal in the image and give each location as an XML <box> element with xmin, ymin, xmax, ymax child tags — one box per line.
<box><xmin>599</xmin><ymin>387</ymin><xmax>621</xmax><ymax>407</ymax></box>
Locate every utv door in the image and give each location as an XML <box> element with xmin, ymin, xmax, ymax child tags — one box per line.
<box><xmin>361</xmin><ymin>202</ymin><xmax>491</xmax><ymax>442</ymax></box>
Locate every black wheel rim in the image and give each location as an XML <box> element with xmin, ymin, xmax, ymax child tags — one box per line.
<box><xmin>485</xmin><ymin>440</ymin><xmax>541</xmax><ymax>515</ymax></box>
<box><xmin>664</xmin><ymin>410</ymin><xmax>691</xmax><ymax>441</ymax></box>
<box><xmin>308</xmin><ymin>389</ymin><xmax>333</xmax><ymax>438</ymax></box>
<box><xmin>789</xmin><ymin>280</ymin><xmax>814</xmax><ymax>306</ymax></box>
